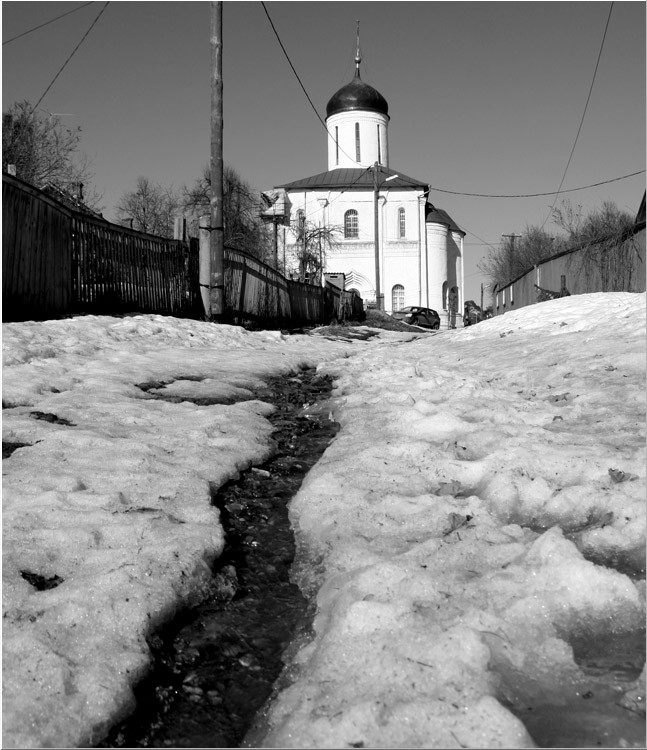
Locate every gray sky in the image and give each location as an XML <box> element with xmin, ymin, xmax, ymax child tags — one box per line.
<box><xmin>3</xmin><ymin>1</ymin><xmax>645</xmax><ymax>304</ymax></box>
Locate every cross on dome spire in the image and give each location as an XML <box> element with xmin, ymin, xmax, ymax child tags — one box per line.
<box><xmin>354</xmin><ymin>20</ymin><xmax>361</xmax><ymax>77</ymax></box>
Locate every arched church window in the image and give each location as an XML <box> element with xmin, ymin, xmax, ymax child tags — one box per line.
<box><xmin>344</xmin><ymin>209</ymin><xmax>359</xmax><ymax>238</ymax></box>
<box><xmin>392</xmin><ymin>284</ymin><xmax>405</xmax><ymax>312</ymax></box>
<box><xmin>335</xmin><ymin>126</ymin><xmax>339</xmax><ymax>166</ymax></box>
<box><xmin>355</xmin><ymin>123</ymin><xmax>361</xmax><ymax>162</ymax></box>
<box><xmin>442</xmin><ymin>281</ymin><xmax>448</xmax><ymax>310</ymax></box>
<box><xmin>398</xmin><ymin>207</ymin><xmax>406</xmax><ymax>238</ymax></box>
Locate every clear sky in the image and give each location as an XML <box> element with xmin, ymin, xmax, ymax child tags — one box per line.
<box><xmin>2</xmin><ymin>1</ymin><xmax>645</xmax><ymax>304</ymax></box>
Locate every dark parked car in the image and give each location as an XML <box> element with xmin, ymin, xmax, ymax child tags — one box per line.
<box><xmin>392</xmin><ymin>306</ymin><xmax>441</xmax><ymax>329</ymax></box>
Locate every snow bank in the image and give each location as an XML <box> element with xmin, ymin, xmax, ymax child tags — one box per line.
<box><xmin>2</xmin><ymin>315</ymin><xmax>358</xmax><ymax>748</ymax></box>
<box><xmin>255</xmin><ymin>293</ymin><xmax>646</xmax><ymax>748</ymax></box>
<box><xmin>3</xmin><ymin>294</ymin><xmax>645</xmax><ymax>748</ymax></box>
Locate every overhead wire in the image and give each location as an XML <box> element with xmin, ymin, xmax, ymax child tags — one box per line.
<box><xmin>299</xmin><ymin>166</ymin><xmax>373</xmax><ymax>223</ymax></box>
<box><xmin>32</xmin><ymin>2</ymin><xmax>110</xmax><ymax>113</ymax></box>
<box><xmin>428</xmin><ymin>169</ymin><xmax>644</xmax><ymax>199</ymax></box>
<box><xmin>260</xmin><ymin>2</ymin><xmax>386</xmax><ymax>225</ymax></box>
<box><xmin>539</xmin><ymin>1</ymin><xmax>615</xmax><ymax>228</ymax></box>
<box><xmin>260</xmin><ymin>0</ymin><xmax>631</xmax><ymax>275</ymax></box>
<box><xmin>3</xmin><ymin>2</ymin><xmax>95</xmax><ymax>46</ymax></box>
<box><xmin>260</xmin><ymin>3</ymin><xmax>327</xmax><ymax>133</ymax></box>
<box><xmin>260</xmin><ymin>1</ymin><xmax>366</xmax><ymax>170</ymax></box>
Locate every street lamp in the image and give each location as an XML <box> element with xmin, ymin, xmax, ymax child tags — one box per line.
<box><xmin>372</xmin><ymin>162</ymin><xmax>398</xmax><ymax>310</ymax></box>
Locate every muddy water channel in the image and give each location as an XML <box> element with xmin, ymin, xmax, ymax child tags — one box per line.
<box><xmin>100</xmin><ymin>369</ymin><xmax>338</xmax><ymax>748</ymax></box>
<box><xmin>95</xmin><ymin>365</ymin><xmax>644</xmax><ymax>750</ymax></box>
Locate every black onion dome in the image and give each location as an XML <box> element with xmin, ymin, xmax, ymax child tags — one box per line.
<box><xmin>325</xmin><ymin>70</ymin><xmax>389</xmax><ymax>119</ymax></box>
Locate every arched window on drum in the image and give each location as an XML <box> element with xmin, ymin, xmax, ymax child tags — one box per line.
<box><xmin>398</xmin><ymin>207</ymin><xmax>406</xmax><ymax>238</ymax></box>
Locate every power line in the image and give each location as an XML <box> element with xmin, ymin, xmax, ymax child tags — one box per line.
<box><xmin>3</xmin><ymin>2</ymin><xmax>95</xmax><ymax>46</ymax></box>
<box><xmin>428</xmin><ymin>169</ymin><xmax>644</xmax><ymax>199</ymax></box>
<box><xmin>32</xmin><ymin>2</ymin><xmax>110</xmax><ymax>113</ymax></box>
<box><xmin>294</xmin><ymin>167</ymin><xmax>373</xmax><ymax>225</ymax></box>
<box><xmin>260</xmin><ymin>1</ymin><xmax>359</xmax><ymax>168</ymax></box>
<box><xmin>261</xmin><ymin>3</ymin><xmax>327</xmax><ymax>131</ymax></box>
<box><xmin>540</xmin><ymin>1</ymin><xmax>614</xmax><ymax>228</ymax></box>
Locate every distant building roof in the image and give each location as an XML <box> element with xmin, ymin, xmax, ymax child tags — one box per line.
<box><xmin>277</xmin><ymin>166</ymin><xmax>427</xmax><ymax>191</ymax></box>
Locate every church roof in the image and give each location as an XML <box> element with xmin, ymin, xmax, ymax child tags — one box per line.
<box><xmin>326</xmin><ymin>69</ymin><xmax>389</xmax><ymax>119</ymax></box>
<box><xmin>277</xmin><ymin>166</ymin><xmax>427</xmax><ymax>191</ymax></box>
<box><xmin>426</xmin><ymin>204</ymin><xmax>465</xmax><ymax>236</ymax></box>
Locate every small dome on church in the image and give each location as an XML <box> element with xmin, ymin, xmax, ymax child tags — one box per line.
<box><xmin>326</xmin><ymin>69</ymin><xmax>389</xmax><ymax>119</ymax></box>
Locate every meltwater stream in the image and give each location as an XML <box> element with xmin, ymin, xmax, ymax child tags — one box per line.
<box><xmin>99</xmin><ymin>369</ymin><xmax>339</xmax><ymax>748</ymax></box>
<box><xmin>96</xmin><ymin>362</ymin><xmax>644</xmax><ymax>749</ymax></box>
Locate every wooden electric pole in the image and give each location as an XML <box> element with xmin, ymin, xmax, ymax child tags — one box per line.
<box><xmin>373</xmin><ymin>162</ymin><xmax>382</xmax><ymax>310</ymax></box>
<box><xmin>210</xmin><ymin>1</ymin><xmax>224</xmax><ymax>319</ymax></box>
<box><xmin>502</xmin><ymin>232</ymin><xmax>521</xmax><ymax>283</ymax></box>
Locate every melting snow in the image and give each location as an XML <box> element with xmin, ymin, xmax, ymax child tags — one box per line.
<box><xmin>2</xmin><ymin>293</ymin><xmax>645</xmax><ymax>748</ymax></box>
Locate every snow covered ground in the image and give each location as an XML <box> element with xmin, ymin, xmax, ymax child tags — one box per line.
<box><xmin>2</xmin><ymin>293</ymin><xmax>645</xmax><ymax>748</ymax></box>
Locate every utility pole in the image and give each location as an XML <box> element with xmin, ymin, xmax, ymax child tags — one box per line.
<box><xmin>480</xmin><ymin>282</ymin><xmax>484</xmax><ymax>312</ymax></box>
<box><xmin>502</xmin><ymin>233</ymin><xmax>521</xmax><ymax>246</ymax></box>
<box><xmin>210</xmin><ymin>1</ymin><xmax>224</xmax><ymax>319</ymax></box>
<box><xmin>373</xmin><ymin>162</ymin><xmax>382</xmax><ymax>310</ymax></box>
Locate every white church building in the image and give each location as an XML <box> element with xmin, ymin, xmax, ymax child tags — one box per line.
<box><xmin>263</xmin><ymin>47</ymin><xmax>465</xmax><ymax>326</ymax></box>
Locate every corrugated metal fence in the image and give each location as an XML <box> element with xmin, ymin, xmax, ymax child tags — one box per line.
<box><xmin>3</xmin><ymin>173</ymin><xmax>364</xmax><ymax>326</ymax></box>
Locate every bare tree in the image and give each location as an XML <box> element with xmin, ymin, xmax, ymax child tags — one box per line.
<box><xmin>553</xmin><ymin>199</ymin><xmax>636</xmax><ymax>291</ymax></box>
<box><xmin>552</xmin><ymin>199</ymin><xmax>633</xmax><ymax>245</ymax></box>
<box><xmin>479</xmin><ymin>199</ymin><xmax>637</xmax><ymax>295</ymax></box>
<box><xmin>182</xmin><ymin>164</ymin><xmax>273</xmax><ymax>261</ymax></box>
<box><xmin>479</xmin><ymin>225</ymin><xmax>559</xmax><ymax>294</ymax></box>
<box><xmin>115</xmin><ymin>176</ymin><xmax>180</xmax><ymax>237</ymax></box>
<box><xmin>2</xmin><ymin>100</ymin><xmax>100</xmax><ymax>208</ymax></box>
<box><xmin>290</xmin><ymin>213</ymin><xmax>341</xmax><ymax>284</ymax></box>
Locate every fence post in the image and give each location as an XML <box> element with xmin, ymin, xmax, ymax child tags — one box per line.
<box><xmin>173</xmin><ymin>216</ymin><xmax>186</xmax><ymax>241</ymax></box>
<box><xmin>199</xmin><ymin>215</ymin><xmax>211</xmax><ymax>318</ymax></box>
<box><xmin>238</xmin><ymin>258</ymin><xmax>247</xmax><ymax>325</ymax></box>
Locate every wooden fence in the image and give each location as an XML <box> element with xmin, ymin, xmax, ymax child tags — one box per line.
<box><xmin>3</xmin><ymin>175</ymin><xmax>75</xmax><ymax>321</ymax></box>
<box><xmin>3</xmin><ymin>172</ymin><xmax>364</xmax><ymax>326</ymax></box>
<box><xmin>3</xmin><ymin>173</ymin><xmax>200</xmax><ymax>321</ymax></box>
<box><xmin>71</xmin><ymin>216</ymin><xmax>200</xmax><ymax>317</ymax></box>
<box><xmin>224</xmin><ymin>248</ymin><xmax>291</xmax><ymax>326</ymax></box>
<box><xmin>223</xmin><ymin>247</ymin><xmax>364</xmax><ymax>327</ymax></box>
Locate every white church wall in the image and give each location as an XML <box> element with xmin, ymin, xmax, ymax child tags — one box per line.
<box><xmin>280</xmin><ymin>186</ymin><xmax>456</xmax><ymax>315</ymax></box>
<box><xmin>449</xmin><ymin>230</ymin><xmax>464</xmax><ymax>326</ymax></box>
<box><xmin>381</xmin><ymin>192</ymin><xmax>425</xmax><ymax>309</ymax></box>
<box><xmin>382</xmin><ymin>245</ymin><xmax>421</xmax><ymax>310</ymax></box>
<box><xmin>426</xmin><ymin>222</ymin><xmax>449</xmax><ymax>314</ymax></box>
<box><xmin>326</xmin><ymin>110</ymin><xmax>389</xmax><ymax>170</ymax></box>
